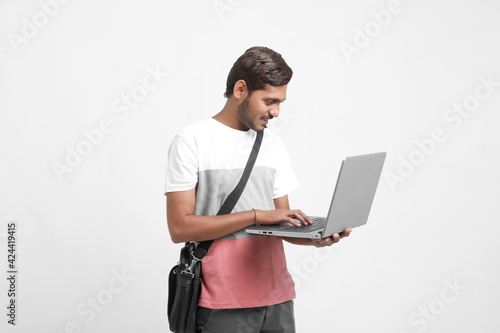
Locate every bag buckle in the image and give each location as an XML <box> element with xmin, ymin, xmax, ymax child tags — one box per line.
<box><xmin>180</xmin><ymin>252</ymin><xmax>204</xmax><ymax>278</ymax></box>
<box><xmin>180</xmin><ymin>270</ymin><xmax>195</xmax><ymax>278</ymax></box>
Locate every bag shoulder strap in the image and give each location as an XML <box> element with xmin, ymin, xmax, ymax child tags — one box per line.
<box><xmin>193</xmin><ymin>129</ymin><xmax>264</xmax><ymax>259</ymax></box>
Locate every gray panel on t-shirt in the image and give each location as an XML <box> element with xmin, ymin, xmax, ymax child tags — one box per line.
<box><xmin>194</xmin><ymin>166</ymin><xmax>276</xmax><ymax>240</ymax></box>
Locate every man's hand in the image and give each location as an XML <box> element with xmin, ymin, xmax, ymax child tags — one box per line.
<box><xmin>312</xmin><ymin>228</ymin><xmax>352</xmax><ymax>247</ymax></box>
<box><xmin>274</xmin><ymin>195</ymin><xmax>352</xmax><ymax>247</ymax></box>
<box><xmin>256</xmin><ymin>209</ymin><xmax>312</xmax><ymax>227</ymax></box>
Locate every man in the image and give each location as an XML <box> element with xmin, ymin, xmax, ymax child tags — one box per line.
<box><xmin>165</xmin><ymin>46</ymin><xmax>351</xmax><ymax>333</ymax></box>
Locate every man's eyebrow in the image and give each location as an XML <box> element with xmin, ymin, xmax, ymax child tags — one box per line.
<box><xmin>265</xmin><ymin>98</ymin><xmax>286</xmax><ymax>103</ymax></box>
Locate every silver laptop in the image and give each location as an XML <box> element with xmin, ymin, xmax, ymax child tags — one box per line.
<box><xmin>246</xmin><ymin>152</ymin><xmax>386</xmax><ymax>239</ymax></box>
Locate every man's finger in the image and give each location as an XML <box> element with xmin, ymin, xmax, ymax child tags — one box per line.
<box><xmin>340</xmin><ymin>228</ymin><xmax>352</xmax><ymax>238</ymax></box>
<box><xmin>292</xmin><ymin>210</ymin><xmax>311</xmax><ymax>225</ymax></box>
<box><xmin>288</xmin><ymin>217</ymin><xmax>302</xmax><ymax>227</ymax></box>
<box><xmin>297</xmin><ymin>210</ymin><xmax>312</xmax><ymax>224</ymax></box>
<box><xmin>293</xmin><ymin>215</ymin><xmax>307</xmax><ymax>226</ymax></box>
<box><xmin>320</xmin><ymin>237</ymin><xmax>332</xmax><ymax>246</ymax></box>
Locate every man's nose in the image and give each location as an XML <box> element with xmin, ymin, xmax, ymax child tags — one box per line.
<box><xmin>269</xmin><ymin>104</ymin><xmax>280</xmax><ymax>118</ymax></box>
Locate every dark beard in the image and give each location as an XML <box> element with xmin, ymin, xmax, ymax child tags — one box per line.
<box><xmin>236</xmin><ymin>96</ymin><xmax>256</xmax><ymax>131</ymax></box>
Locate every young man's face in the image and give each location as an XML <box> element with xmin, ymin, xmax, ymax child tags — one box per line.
<box><xmin>237</xmin><ymin>84</ymin><xmax>287</xmax><ymax>131</ymax></box>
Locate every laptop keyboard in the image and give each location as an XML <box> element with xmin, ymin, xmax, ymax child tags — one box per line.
<box><xmin>282</xmin><ymin>216</ymin><xmax>327</xmax><ymax>233</ymax></box>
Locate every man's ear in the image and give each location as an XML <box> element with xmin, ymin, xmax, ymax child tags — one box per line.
<box><xmin>233</xmin><ymin>80</ymin><xmax>247</xmax><ymax>99</ymax></box>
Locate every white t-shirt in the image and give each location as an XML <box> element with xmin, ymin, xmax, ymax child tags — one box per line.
<box><xmin>164</xmin><ymin>118</ymin><xmax>299</xmax><ymax>308</ymax></box>
<box><xmin>165</xmin><ymin>118</ymin><xmax>300</xmax><ymax>225</ymax></box>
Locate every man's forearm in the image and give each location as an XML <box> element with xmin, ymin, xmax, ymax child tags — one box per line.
<box><xmin>168</xmin><ymin>210</ymin><xmax>255</xmax><ymax>243</ymax></box>
<box><xmin>167</xmin><ymin>193</ymin><xmax>310</xmax><ymax>243</ymax></box>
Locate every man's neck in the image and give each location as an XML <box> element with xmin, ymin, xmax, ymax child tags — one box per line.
<box><xmin>212</xmin><ymin>99</ymin><xmax>248</xmax><ymax>131</ymax></box>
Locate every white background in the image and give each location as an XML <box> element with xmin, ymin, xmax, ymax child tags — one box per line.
<box><xmin>1</xmin><ymin>0</ymin><xmax>499</xmax><ymax>332</ymax></box>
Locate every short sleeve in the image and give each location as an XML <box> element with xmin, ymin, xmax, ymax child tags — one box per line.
<box><xmin>272</xmin><ymin>134</ymin><xmax>300</xmax><ymax>199</ymax></box>
<box><xmin>164</xmin><ymin>135</ymin><xmax>198</xmax><ymax>194</ymax></box>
